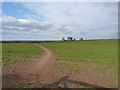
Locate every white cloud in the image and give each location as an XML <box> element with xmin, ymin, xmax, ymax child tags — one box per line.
<box><xmin>2</xmin><ymin>16</ymin><xmax>53</xmax><ymax>32</ymax></box>
<box><xmin>18</xmin><ymin>19</ymin><xmax>30</xmax><ymax>23</ymax></box>
<box><xmin>30</xmin><ymin>29</ymin><xmax>38</xmax><ymax>32</ymax></box>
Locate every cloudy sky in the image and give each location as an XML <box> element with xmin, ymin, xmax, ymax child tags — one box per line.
<box><xmin>1</xmin><ymin>2</ymin><xmax>118</xmax><ymax>40</ymax></box>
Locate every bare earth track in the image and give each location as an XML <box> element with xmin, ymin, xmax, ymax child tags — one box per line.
<box><xmin>2</xmin><ymin>45</ymin><xmax>115</xmax><ymax>88</ymax></box>
<box><xmin>26</xmin><ymin>44</ymin><xmax>53</xmax><ymax>74</ymax></box>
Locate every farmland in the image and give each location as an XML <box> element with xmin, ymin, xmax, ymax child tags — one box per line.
<box><xmin>2</xmin><ymin>39</ymin><xmax>118</xmax><ymax>88</ymax></box>
<box><xmin>2</xmin><ymin>43</ymin><xmax>42</xmax><ymax>66</ymax></box>
<box><xmin>40</xmin><ymin>40</ymin><xmax>118</xmax><ymax>65</ymax></box>
<box><xmin>39</xmin><ymin>39</ymin><xmax>118</xmax><ymax>87</ymax></box>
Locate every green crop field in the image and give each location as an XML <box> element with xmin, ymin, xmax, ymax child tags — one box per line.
<box><xmin>2</xmin><ymin>39</ymin><xmax>118</xmax><ymax>87</ymax></box>
<box><xmin>2</xmin><ymin>43</ymin><xmax>42</xmax><ymax>66</ymax></box>
<box><xmin>40</xmin><ymin>40</ymin><xmax>118</xmax><ymax>65</ymax></box>
<box><xmin>39</xmin><ymin>39</ymin><xmax>118</xmax><ymax>87</ymax></box>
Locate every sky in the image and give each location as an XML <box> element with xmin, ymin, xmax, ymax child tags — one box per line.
<box><xmin>1</xmin><ymin>2</ymin><xmax>118</xmax><ymax>40</ymax></box>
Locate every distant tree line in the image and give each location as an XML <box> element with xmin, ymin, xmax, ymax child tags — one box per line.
<box><xmin>1</xmin><ymin>41</ymin><xmax>56</xmax><ymax>43</ymax></box>
<box><xmin>62</xmin><ymin>36</ymin><xmax>83</xmax><ymax>41</ymax></box>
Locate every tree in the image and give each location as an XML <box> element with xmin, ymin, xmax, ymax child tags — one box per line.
<box><xmin>73</xmin><ymin>38</ymin><xmax>76</xmax><ymax>41</ymax></box>
<box><xmin>62</xmin><ymin>37</ymin><xmax>65</xmax><ymax>41</ymax></box>
<box><xmin>67</xmin><ymin>36</ymin><xmax>70</xmax><ymax>41</ymax></box>
<box><xmin>80</xmin><ymin>38</ymin><xmax>83</xmax><ymax>40</ymax></box>
<box><xmin>70</xmin><ymin>37</ymin><xmax>73</xmax><ymax>41</ymax></box>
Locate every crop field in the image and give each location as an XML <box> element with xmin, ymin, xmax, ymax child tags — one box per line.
<box><xmin>40</xmin><ymin>40</ymin><xmax>118</xmax><ymax>65</ymax></box>
<box><xmin>2</xmin><ymin>39</ymin><xmax>118</xmax><ymax>88</ymax></box>
<box><xmin>2</xmin><ymin>43</ymin><xmax>42</xmax><ymax>66</ymax></box>
<box><xmin>39</xmin><ymin>39</ymin><xmax>118</xmax><ymax>87</ymax></box>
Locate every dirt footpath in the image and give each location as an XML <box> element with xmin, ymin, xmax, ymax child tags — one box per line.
<box><xmin>26</xmin><ymin>45</ymin><xmax>53</xmax><ymax>74</ymax></box>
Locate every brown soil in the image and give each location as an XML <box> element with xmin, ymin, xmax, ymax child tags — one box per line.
<box><xmin>2</xmin><ymin>44</ymin><xmax>117</xmax><ymax>89</ymax></box>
